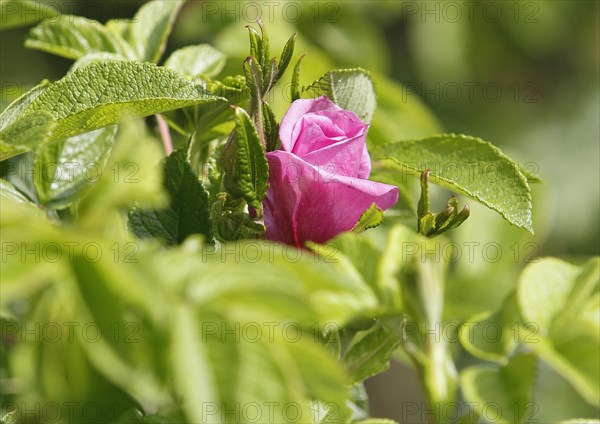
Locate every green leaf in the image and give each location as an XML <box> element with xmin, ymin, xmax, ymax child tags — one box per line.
<box><xmin>33</xmin><ymin>125</ymin><xmax>118</xmax><ymax>208</ymax></box>
<box><xmin>518</xmin><ymin>258</ymin><xmax>600</xmax><ymax>406</ymax></box>
<box><xmin>243</xmin><ymin>56</ymin><xmax>263</xmax><ymax>101</ymax></box>
<box><xmin>262</xmin><ymin>57</ymin><xmax>278</xmax><ymax>94</ymax></box>
<box><xmin>305</xmin><ymin>68</ymin><xmax>377</xmax><ymax>123</ymax></box>
<box><xmin>0</xmin><ymin>152</ymin><xmax>37</xmax><ymax>201</ymax></box>
<box><xmin>18</xmin><ymin>60</ymin><xmax>225</xmax><ymax>142</ymax></box>
<box><xmin>129</xmin><ymin>149</ymin><xmax>213</xmax><ymax>245</ymax></box>
<box><xmin>142</xmin><ymin>410</ymin><xmax>186</xmax><ymax>424</ymax></box>
<box><xmin>0</xmin><ymin>410</ymin><xmax>17</xmax><ymax>424</ymax></box>
<box><xmin>517</xmin><ymin>258</ymin><xmax>580</xmax><ymax>332</ymax></box>
<box><xmin>461</xmin><ymin>353</ymin><xmax>538</xmax><ymax>424</ymax></box>
<box><xmin>0</xmin><ymin>80</ymin><xmax>49</xmax><ymax>133</ymax></box>
<box><xmin>0</xmin><ymin>82</ymin><xmax>51</xmax><ymax>160</ymax></box>
<box><xmin>173</xmin><ymin>306</ymin><xmax>348</xmax><ymax>424</ymax></box>
<box><xmin>69</xmin><ymin>249</ymin><xmax>169</xmax><ymax>406</ymax></box>
<box><xmin>373</xmin><ymin>134</ymin><xmax>533</xmax><ymax>233</ymax></box>
<box><xmin>343</xmin><ymin>325</ymin><xmax>401</xmax><ymax>384</ymax></box>
<box><xmin>0</xmin><ymin>0</ymin><xmax>57</xmax><ymax>30</ymax></box>
<box><xmin>459</xmin><ymin>292</ymin><xmax>522</xmax><ymax>364</ymax></box>
<box><xmin>262</xmin><ymin>102</ymin><xmax>279</xmax><ymax>152</ymax></box>
<box><xmin>352</xmin><ymin>203</ymin><xmax>384</xmax><ymax>234</ymax></box>
<box><xmin>171</xmin><ymin>305</ymin><xmax>220</xmax><ymax>424</ymax></box>
<box><xmin>376</xmin><ymin>224</ymin><xmax>420</xmax><ymax>310</ymax></box>
<box><xmin>290</xmin><ymin>53</ymin><xmax>306</xmax><ymax>102</ymax></box>
<box><xmin>222</xmin><ymin>107</ymin><xmax>269</xmax><ymax>210</ymax></box>
<box><xmin>25</xmin><ymin>16</ymin><xmax>135</xmax><ymax>60</ymax></box>
<box><xmin>277</xmin><ymin>33</ymin><xmax>297</xmax><ymax>80</ymax></box>
<box><xmin>75</xmin><ymin>119</ymin><xmax>167</xmax><ymax>228</ymax></box>
<box><xmin>257</xmin><ymin>21</ymin><xmax>270</xmax><ymax>68</ymax></box>
<box><xmin>552</xmin><ymin>258</ymin><xmax>599</xmax><ymax>331</ymax></box>
<box><xmin>354</xmin><ymin>420</ymin><xmax>399</xmax><ymax>424</ymax></box>
<box><xmin>246</xmin><ymin>25</ymin><xmax>260</xmax><ymax>62</ymax></box>
<box><xmin>125</xmin><ymin>0</ymin><xmax>184</xmax><ymax>63</ymax></box>
<box><xmin>189</xmin><ymin>240</ymin><xmax>378</xmax><ymax>324</ymax></box>
<box><xmin>325</xmin><ymin>233</ymin><xmax>382</xmax><ymax>298</ymax></box>
<box><xmin>164</xmin><ymin>245</ymin><xmax>359</xmax><ymax>423</ymax></box>
<box><xmin>0</xmin><ymin>111</ymin><xmax>54</xmax><ymax>160</ymax></box>
<box><xmin>0</xmin><ymin>178</ymin><xmax>35</xmax><ymax>207</ymax></box>
<box><xmin>69</xmin><ymin>51</ymin><xmax>128</xmax><ymax>72</ymax></box>
<box><xmin>164</xmin><ymin>44</ymin><xmax>226</xmax><ymax>79</ymax></box>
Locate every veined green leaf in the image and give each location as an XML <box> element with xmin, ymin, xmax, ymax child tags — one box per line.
<box><xmin>277</xmin><ymin>33</ymin><xmax>296</xmax><ymax>80</ymax></box>
<box><xmin>343</xmin><ymin>325</ymin><xmax>401</xmax><ymax>384</ymax></box>
<box><xmin>33</xmin><ymin>125</ymin><xmax>118</xmax><ymax>208</ymax></box>
<box><xmin>223</xmin><ymin>107</ymin><xmax>269</xmax><ymax>210</ymax></box>
<box><xmin>0</xmin><ymin>80</ymin><xmax>49</xmax><ymax>132</ymax></box>
<box><xmin>25</xmin><ymin>16</ymin><xmax>135</xmax><ymax>60</ymax></box>
<box><xmin>18</xmin><ymin>60</ymin><xmax>225</xmax><ymax>142</ymax></box>
<box><xmin>0</xmin><ymin>0</ymin><xmax>57</xmax><ymax>30</ymax></box>
<box><xmin>373</xmin><ymin>134</ymin><xmax>533</xmax><ymax>233</ymax></box>
<box><xmin>129</xmin><ymin>149</ymin><xmax>213</xmax><ymax>245</ymax></box>
<box><xmin>125</xmin><ymin>0</ymin><xmax>184</xmax><ymax>63</ymax></box>
<box><xmin>69</xmin><ymin>52</ymin><xmax>127</xmax><ymax>72</ymax></box>
<box><xmin>0</xmin><ymin>82</ymin><xmax>53</xmax><ymax>160</ymax></box>
<box><xmin>305</xmin><ymin>68</ymin><xmax>376</xmax><ymax>123</ymax></box>
<box><xmin>164</xmin><ymin>44</ymin><xmax>226</xmax><ymax>79</ymax></box>
<box><xmin>0</xmin><ymin>111</ymin><xmax>54</xmax><ymax>161</ymax></box>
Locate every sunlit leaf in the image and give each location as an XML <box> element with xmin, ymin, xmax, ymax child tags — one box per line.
<box><xmin>373</xmin><ymin>134</ymin><xmax>533</xmax><ymax>232</ymax></box>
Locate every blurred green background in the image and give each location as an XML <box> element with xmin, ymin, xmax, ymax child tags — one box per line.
<box><xmin>1</xmin><ymin>1</ymin><xmax>598</xmax><ymax>421</ymax></box>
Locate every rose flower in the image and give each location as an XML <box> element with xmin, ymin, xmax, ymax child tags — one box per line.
<box><xmin>263</xmin><ymin>96</ymin><xmax>399</xmax><ymax>247</ymax></box>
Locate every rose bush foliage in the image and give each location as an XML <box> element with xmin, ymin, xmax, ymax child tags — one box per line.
<box><xmin>2</xmin><ymin>2</ymin><xmax>598</xmax><ymax>424</ymax></box>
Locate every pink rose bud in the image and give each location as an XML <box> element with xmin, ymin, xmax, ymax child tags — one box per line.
<box><xmin>263</xmin><ymin>96</ymin><xmax>399</xmax><ymax>247</ymax></box>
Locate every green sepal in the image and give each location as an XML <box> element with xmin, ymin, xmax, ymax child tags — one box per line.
<box><xmin>290</xmin><ymin>54</ymin><xmax>307</xmax><ymax>102</ymax></box>
<box><xmin>221</xmin><ymin>107</ymin><xmax>269</xmax><ymax>211</ymax></box>
<box><xmin>352</xmin><ymin>203</ymin><xmax>384</xmax><ymax>234</ymax></box>
<box><xmin>277</xmin><ymin>33</ymin><xmax>297</xmax><ymax>80</ymax></box>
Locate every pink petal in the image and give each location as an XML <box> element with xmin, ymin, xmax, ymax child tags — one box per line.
<box><xmin>358</xmin><ymin>145</ymin><xmax>372</xmax><ymax>179</ymax></box>
<box><xmin>279</xmin><ymin>96</ymin><xmax>342</xmax><ymax>152</ymax></box>
<box><xmin>264</xmin><ymin>151</ymin><xmax>399</xmax><ymax>247</ymax></box>
<box><xmin>301</xmin><ymin>132</ymin><xmax>365</xmax><ymax>178</ymax></box>
<box><xmin>291</xmin><ymin>110</ymin><xmax>366</xmax><ymax>157</ymax></box>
